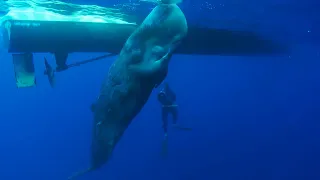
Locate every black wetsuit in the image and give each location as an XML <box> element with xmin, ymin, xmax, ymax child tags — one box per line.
<box><xmin>157</xmin><ymin>84</ymin><xmax>178</xmax><ymax>134</ymax></box>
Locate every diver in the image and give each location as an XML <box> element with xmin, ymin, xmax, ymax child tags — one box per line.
<box><xmin>158</xmin><ymin>82</ymin><xmax>192</xmax><ymax>137</ymax></box>
<box><xmin>158</xmin><ymin>82</ymin><xmax>178</xmax><ymax>137</ymax></box>
<box><xmin>158</xmin><ymin>82</ymin><xmax>192</xmax><ymax>156</ymax></box>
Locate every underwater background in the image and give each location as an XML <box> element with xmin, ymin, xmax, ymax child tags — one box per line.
<box><xmin>0</xmin><ymin>0</ymin><xmax>319</xmax><ymax>180</ymax></box>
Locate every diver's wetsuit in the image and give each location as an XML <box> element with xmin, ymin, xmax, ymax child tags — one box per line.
<box><xmin>157</xmin><ymin>83</ymin><xmax>178</xmax><ymax>135</ymax></box>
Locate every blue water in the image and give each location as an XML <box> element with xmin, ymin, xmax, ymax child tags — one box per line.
<box><xmin>0</xmin><ymin>0</ymin><xmax>320</xmax><ymax>180</ymax></box>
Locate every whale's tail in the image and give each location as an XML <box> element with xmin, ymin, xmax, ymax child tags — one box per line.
<box><xmin>68</xmin><ymin>167</ymin><xmax>93</xmax><ymax>180</ymax></box>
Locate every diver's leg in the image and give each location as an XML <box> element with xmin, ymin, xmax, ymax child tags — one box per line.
<box><xmin>161</xmin><ymin>107</ymin><xmax>169</xmax><ymax>156</ymax></box>
<box><xmin>171</xmin><ymin>106</ymin><xmax>192</xmax><ymax>131</ymax></box>
<box><xmin>162</xmin><ymin>107</ymin><xmax>169</xmax><ymax>138</ymax></box>
<box><xmin>172</xmin><ymin>106</ymin><xmax>178</xmax><ymax>125</ymax></box>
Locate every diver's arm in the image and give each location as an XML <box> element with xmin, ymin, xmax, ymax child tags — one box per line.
<box><xmin>171</xmin><ymin>90</ymin><xmax>176</xmax><ymax>102</ymax></box>
<box><xmin>165</xmin><ymin>84</ymin><xmax>176</xmax><ymax>102</ymax></box>
<box><xmin>162</xmin><ymin>107</ymin><xmax>169</xmax><ymax>137</ymax></box>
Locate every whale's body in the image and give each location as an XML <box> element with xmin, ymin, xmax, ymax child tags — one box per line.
<box><xmin>68</xmin><ymin>3</ymin><xmax>187</xmax><ymax>179</ymax></box>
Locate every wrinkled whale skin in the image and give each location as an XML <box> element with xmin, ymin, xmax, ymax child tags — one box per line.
<box><xmin>91</xmin><ymin>3</ymin><xmax>187</xmax><ymax>171</ymax></box>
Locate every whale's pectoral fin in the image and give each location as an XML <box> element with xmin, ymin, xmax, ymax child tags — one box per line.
<box><xmin>128</xmin><ymin>49</ymin><xmax>171</xmax><ymax>76</ymax></box>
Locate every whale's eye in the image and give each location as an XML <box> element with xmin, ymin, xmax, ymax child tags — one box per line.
<box><xmin>152</xmin><ymin>45</ymin><xmax>166</xmax><ymax>55</ymax></box>
<box><xmin>151</xmin><ymin>46</ymin><xmax>167</xmax><ymax>60</ymax></box>
<box><xmin>152</xmin><ymin>46</ymin><xmax>164</xmax><ymax>53</ymax></box>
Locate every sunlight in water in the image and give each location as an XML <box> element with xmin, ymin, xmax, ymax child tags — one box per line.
<box><xmin>0</xmin><ymin>0</ymin><xmax>136</xmax><ymax>24</ymax></box>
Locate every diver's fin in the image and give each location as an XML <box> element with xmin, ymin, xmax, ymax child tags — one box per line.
<box><xmin>44</xmin><ymin>58</ymin><xmax>55</xmax><ymax>88</ymax></box>
<box><xmin>161</xmin><ymin>137</ymin><xmax>168</xmax><ymax>157</ymax></box>
<box><xmin>173</xmin><ymin>124</ymin><xmax>192</xmax><ymax>131</ymax></box>
<box><xmin>176</xmin><ymin>126</ymin><xmax>192</xmax><ymax>131</ymax></box>
<box><xmin>68</xmin><ymin>167</ymin><xmax>93</xmax><ymax>180</ymax></box>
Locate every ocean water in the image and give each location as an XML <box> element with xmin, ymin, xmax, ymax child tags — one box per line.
<box><xmin>0</xmin><ymin>0</ymin><xmax>319</xmax><ymax>180</ymax></box>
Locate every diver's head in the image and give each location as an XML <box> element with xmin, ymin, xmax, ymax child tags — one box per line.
<box><xmin>158</xmin><ymin>91</ymin><xmax>167</xmax><ymax>103</ymax></box>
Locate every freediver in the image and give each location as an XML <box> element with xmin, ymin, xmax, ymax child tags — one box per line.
<box><xmin>157</xmin><ymin>82</ymin><xmax>192</xmax><ymax>155</ymax></box>
<box><xmin>157</xmin><ymin>82</ymin><xmax>192</xmax><ymax>138</ymax></box>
